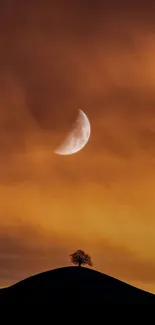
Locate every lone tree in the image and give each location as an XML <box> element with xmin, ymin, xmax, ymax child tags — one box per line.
<box><xmin>70</xmin><ymin>250</ymin><xmax>93</xmax><ymax>267</ymax></box>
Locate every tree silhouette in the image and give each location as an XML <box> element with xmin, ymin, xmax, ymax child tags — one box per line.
<box><xmin>70</xmin><ymin>250</ymin><xmax>93</xmax><ymax>267</ymax></box>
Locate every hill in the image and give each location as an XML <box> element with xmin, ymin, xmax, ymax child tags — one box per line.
<box><xmin>0</xmin><ymin>266</ymin><xmax>154</xmax><ymax>305</ymax></box>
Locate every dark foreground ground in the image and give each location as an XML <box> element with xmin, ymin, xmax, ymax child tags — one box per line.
<box><xmin>0</xmin><ymin>266</ymin><xmax>154</xmax><ymax>305</ymax></box>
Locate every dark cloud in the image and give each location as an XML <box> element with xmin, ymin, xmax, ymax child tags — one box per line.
<box><xmin>0</xmin><ymin>0</ymin><xmax>154</xmax><ymax>141</ymax></box>
<box><xmin>0</xmin><ymin>224</ymin><xmax>71</xmax><ymax>286</ymax></box>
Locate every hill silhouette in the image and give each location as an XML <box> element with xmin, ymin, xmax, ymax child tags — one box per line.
<box><xmin>0</xmin><ymin>266</ymin><xmax>154</xmax><ymax>305</ymax></box>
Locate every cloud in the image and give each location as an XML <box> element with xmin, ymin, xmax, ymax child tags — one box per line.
<box><xmin>94</xmin><ymin>239</ymin><xmax>155</xmax><ymax>286</ymax></box>
<box><xmin>0</xmin><ymin>223</ymin><xmax>71</xmax><ymax>286</ymax></box>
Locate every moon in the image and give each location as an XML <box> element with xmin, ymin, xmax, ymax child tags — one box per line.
<box><xmin>54</xmin><ymin>109</ymin><xmax>91</xmax><ymax>155</ymax></box>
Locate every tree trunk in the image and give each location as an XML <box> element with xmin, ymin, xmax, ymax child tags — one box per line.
<box><xmin>78</xmin><ymin>262</ymin><xmax>81</xmax><ymax>267</ymax></box>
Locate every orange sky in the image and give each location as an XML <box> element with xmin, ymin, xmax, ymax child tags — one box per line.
<box><xmin>0</xmin><ymin>0</ymin><xmax>155</xmax><ymax>293</ymax></box>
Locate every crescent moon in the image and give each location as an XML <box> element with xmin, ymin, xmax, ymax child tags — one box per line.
<box><xmin>54</xmin><ymin>109</ymin><xmax>91</xmax><ymax>155</ymax></box>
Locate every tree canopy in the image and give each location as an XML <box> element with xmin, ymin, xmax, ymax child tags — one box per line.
<box><xmin>70</xmin><ymin>250</ymin><xmax>93</xmax><ymax>267</ymax></box>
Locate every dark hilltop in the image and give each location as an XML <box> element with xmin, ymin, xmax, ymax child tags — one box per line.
<box><xmin>0</xmin><ymin>266</ymin><xmax>154</xmax><ymax>306</ymax></box>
